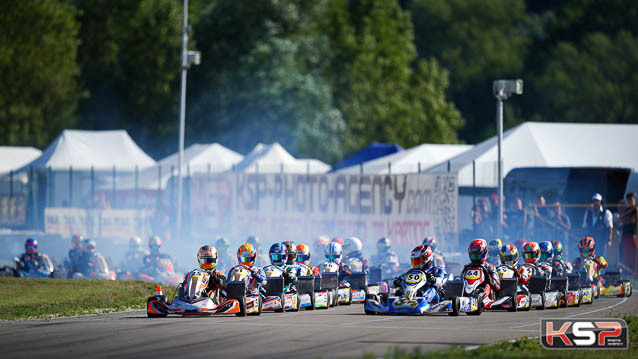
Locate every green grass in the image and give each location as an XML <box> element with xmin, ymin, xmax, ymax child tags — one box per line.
<box><xmin>0</xmin><ymin>277</ymin><xmax>177</xmax><ymax>320</ymax></box>
<box><xmin>362</xmin><ymin>315</ymin><xmax>637</xmax><ymax>359</ymax></box>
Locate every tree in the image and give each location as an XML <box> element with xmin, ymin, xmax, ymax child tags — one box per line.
<box><xmin>75</xmin><ymin>0</ymin><xmax>182</xmax><ymax>158</ymax></box>
<box><xmin>322</xmin><ymin>0</ymin><xmax>462</xmax><ymax>154</ymax></box>
<box><xmin>0</xmin><ymin>0</ymin><xmax>82</xmax><ymax>147</ymax></box>
<box><xmin>408</xmin><ymin>0</ymin><xmax>529</xmax><ymax>143</ymax></box>
<box><xmin>534</xmin><ymin>31</ymin><xmax>638</xmax><ymax>124</ymax></box>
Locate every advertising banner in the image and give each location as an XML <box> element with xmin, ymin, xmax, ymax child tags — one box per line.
<box><xmin>44</xmin><ymin>208</ymin><xmax>151</xmax><ymax>240</ymax></box>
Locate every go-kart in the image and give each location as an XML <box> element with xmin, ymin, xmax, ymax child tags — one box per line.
<box><xmin>226</xmin><ymin>265</ymin><xmax>263</xmax><ymax>316</ymax></box>
<box><xmin>575</xmin><ymin>257</ymin><xmax>601</xmax><ymax>301</ymax></box>
<box><xmin>262</xmin><ymin>266</ymin><xmax>299</xmax><ymax>312</ymax></box>
<box><xmin>517</xmin><ymin>265</ymin><xmax>559</xmax><ymax>310</ymax></box>
<box><xmin>298</xmin><ymin>273</ymin><xmax>338</xmax><ymax>309</ymax></box>
<box><xmin>11</xmin><ymin>255</ymin><xmax>57</xmax><ymax>278</ymax></box>
<box><xmin>565</xmin><ymin>273</ymin><xmax>583</xmax><ymax>306</ymax></box>
<box><xmin>71</xmin><ymin>254</ymin><xmax>116</xmax><ymax>280</ymax></box>
<box><xmin>364</xmin><ymin>269</ymin><xmax>478</xmax><ymax>315</ymax></box>
<box><xmin>492</xmin><ymin>265</ymin><xmax>531</xmax><ymax>311</ymax></box>
<box><xmin>600</xmin><ymin>269</ymin><xmax>632</xmax><ymax>297</ymax></box>
<box><xmin>146</xmin><ymin>269</ymin><xmax>241</xmax><ymax>317</ymax></box>
<box><xmin>138</xmin><ymin>257</ymin><xmax>182</xmax><ymax>286</ymax></box>
<box><xmin>348</xmin><ymin>272</ymin><xmax>380</xmax><ymax>303</ymax></box>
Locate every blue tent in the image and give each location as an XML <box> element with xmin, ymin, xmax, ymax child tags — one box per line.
<box><xmin>332</xmin><ymin>142</ymin><xmax>404</xmax><ymax>171</ymax></box>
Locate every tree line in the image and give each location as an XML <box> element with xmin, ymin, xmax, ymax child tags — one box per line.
<box><xmin>0</xmin><ymin>0</ymin><xmax>635</xmax><ymax>164</ymax></box>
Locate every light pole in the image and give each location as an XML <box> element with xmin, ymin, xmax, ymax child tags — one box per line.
<box><xmin>176</xmin><ymin>0</ymin><xmax>200</xmax><ymax>241</ymax></box>
<box><xmin>492</xmin><ymin>79</ymin><xmax>523</xmax><ymax>239</ymax></box>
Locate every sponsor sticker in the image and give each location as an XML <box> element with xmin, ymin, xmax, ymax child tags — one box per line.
<box><xmin>541</xmin><ymin>319</ymin><xmax>628</xmax><ymax>350</ymax></box>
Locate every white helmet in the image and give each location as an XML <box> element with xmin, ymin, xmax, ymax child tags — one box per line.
<box><xmin>342</xmin><ymin>237</ymin><xmax>362</xmax><ymax>254</ymax></box>
<box><xmin>346</xmin><ymin>257</ymin><xmax>363</xmax><ymax>272</ymax></box>
<box><xmin>129</xmin><ymin>236</ymin><xmax>142</xmax><ymax>249</ymax></box>
<box><xmin>324</xmin><ymin>242</ymin><xmax>343</xmax><ymax>263</ymax></box>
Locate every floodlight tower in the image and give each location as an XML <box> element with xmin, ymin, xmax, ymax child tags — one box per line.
<box><xmin>493</xmin><ymin>79</ymin><xmax>523</xmax><ymax>239</ymax></box>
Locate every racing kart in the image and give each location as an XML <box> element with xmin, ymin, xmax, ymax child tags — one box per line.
<box><xmin>348</xmin><ymin>272</ymin><xmax>382</xmax><ymax>303</ymax></box>
<box><xmin>600</xmin><ymin>269</ymin><xmax>633</xmax><ymax>297</ymax></box>
<box><xmin>262</xmin><ymin>266</ymin><xmax>299</xmax><ymax>312</ymax></box>
<box><xmin>71</xmin><ymin>254</ymin><xmax>117</xmax><ymax>280</ymax></box>
<box><xmin>10</xmin><ymin>255</ymin><xmax>58</xmax><ymax>278</ymax></box>
<box><xmin>575</xmin><ymin>257</ymin><xmax>601</xmax><ymax>301</ymax></box>
<box><xmin>364</xmin><ymin>269</ymin><xmax>478</xmax><ymax>316</ymax></box>
<box><xmin>146</xmin><ymin>269</ymin><xmax>241</xmax><ymax>317</ymax></box>
<box><xmin>491</xmin><ymin>265</ymin><xmax>531</xmax><ymax>311</ymax></box>
<box><xmin>297</xmin><ymin>273</ymin><xmax>338</xmax><ymax>309</ymax></box>
<box><xmin>564</xmin><ymin>273</ymin><xmax>583</xmax><ymax>306</ymax></box>
<box><xmin>226</xmin><ymin>265</ymin><xmax>263</xmax><ymax>316</ymax></box>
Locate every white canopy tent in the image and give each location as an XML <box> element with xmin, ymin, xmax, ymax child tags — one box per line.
<box><xmin>0</xmin><ymin>146</ymin><xmax>42</xmax><ymax>175</ymax></box>
<box><xmin>424</xmin><ymin>122</ymin><xmax>638</xmax><ymax>187</ymax></box>
<box><xmin>234</xmin><ymin>143</ymin><xmax>331</xmax><ymax>173</ymax></box>
<box><xmin>336</xmin><ymin>143</ymin><xmax>473</xmax><ymax>174</ymax></box>
<box><xmin>20</xmin><ymin>130</ymin><xmax>156</xmax><ymax>171</ymax></box>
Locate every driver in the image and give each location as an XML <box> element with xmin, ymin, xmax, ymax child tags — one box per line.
<box><xmin>572</xmin><ymin>236</ymin><xmax>608</xmax><ymax>276</ymax></box>
<box><xmin>423</xmin><ymin>236</ymin><xmax>446</xmax><ymax>268</ymax></box>
<box><xmin>229</xmin><ymin>243</ymin><xmax>266</xmax><ymax>291</ymax></box>
<box><xmin>370</xmin><ymin>237</ymin><xmax>392</xmax><ymax>267</ymax></box>
<box><xmin>16</xmin><ymin>238</ymin><xmax>51</xmax><ymax>273</ymax></box>
<box><xmin>393</xmin><ymin>244</ymin><xmax>446</xmax><ymax>298</ymax></box>
<box><xmin>319</xmin><ymin>242</ymin><xmax>349</xmax><ymax>281</ymax></box>
<box><xmin>498</xmin><ymin>244</ymin><xmax>528</xmax><ymax>283</ymax></box>
<box><xmin>66</xmin><ymin>234</ymin><xmax>84</xmax><ymax>276</ymax></box>
<box><xmin>461</xmin><ymin>238</ymin><xmax>501</xmax><ymax>299</ymax></box>
<box><xmin>215</xmin><ymin>236</ymin><xmax>233</xmax><ymax>273</ymax></box>
<box><xmin>195</xmin><ymin>245</ymin><xmax>227</xmax><ymax>302</ymax></box>
<box><xmin>487</xmin><ymin>239</ymin><xmax>502</xmax><ymax>266</ymax></box>
<box><xmin>538</xmin><ymin>241</ymin><xmax>555</xmax><ymax>276</ymax></box>
<box><xmin>78</xmin><ymin>239</ymin><xmax>105</xmax><ymax>276</ymax></box>
<box><xmin>296</xmin><ymin>244</ymin><xmax>320</xmax><ymax>276</ymax></box>
<box><xmin>142</xmin><ymin>236</ymin><xmax>175</xmax><ymax>275</ymax></box>
<box><xmin>120</xmin><ymin>236</ymin><xmax>148</xmax><ymax>273</ymax></box>
<box><xmin>342</xmin><ymin>237</ymin><xmax>368</xmax><ymax>271</ymax></box>
<box><xmin>264</xmin><ymin>242</ymin><xmax>297</xmax><ymax>292</ymax></box>
<box><xmin>550</xmin><ymin>240</ymin><xmax>573</xmax><ymax>276</ymax></box>
<box><xmin>311</xmin><ymin>236</ymin><xmax>330</xmax><ymax>266</ymax></box>
<box><xmin>520</xmin><ymin>242</ymin><xmax>548</xmax><ymax>277</ymax></box>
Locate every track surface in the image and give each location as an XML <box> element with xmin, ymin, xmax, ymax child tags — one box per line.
<box><xmin>1</xmin><ymin>295</ymin><xmax>636</xmax><ymax>359</ymax></box>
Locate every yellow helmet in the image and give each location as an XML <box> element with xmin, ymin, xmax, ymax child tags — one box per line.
<box><xmin>237</xmin><ymin>243</ymin><xmax>257</xmax><ymax>267</ymax></box>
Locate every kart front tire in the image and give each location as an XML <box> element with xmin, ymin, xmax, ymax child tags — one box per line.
<box><xmin>236</xmin><ymin>297</ymin><xmax>247</xmax><ymax>317</ymax></box>
<box><xmin>535</xmin><ymin>293</ymin><xmax>546</xmax><ymax>310</ymax></box>
<box><xmin>146</xmin><ymin>297</ymin><xmax>167</xmax><ymax>318</ymax></box>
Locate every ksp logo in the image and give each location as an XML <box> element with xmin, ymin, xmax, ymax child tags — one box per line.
<box><xmin>541</xmin><ymin>319</ymin><xmax>628</xmax><ymax>349</ymax></box>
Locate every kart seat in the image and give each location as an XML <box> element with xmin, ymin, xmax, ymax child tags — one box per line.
<box><xmin>528</xmin><ymin>276</ymin><xmax>547</xmax><ymax>294</ymax></box>
<box><xmin>567</xmin><ymin>273</ymin><xmax>581</xmax><ymax>290</ymax></box>
<box><xmin>550</xmin><ymin>277</ymin><xmax>567</xmax><ymax>292</ymax></box>
<box><xmin>265</xmin><ymin>277</ymin><xmax>285</xmax><ymax>297</ymax></box>
<box><xmin>226</xmin><ymin>281</ymin><xmax>247</xmax><ymax>299</ymax></box>
<box><xmin>603</xmin><ymin>269</ymin><xmax>621</xmax><ymax>285</ymax></box>
<box><xmin>497</xmin><ymin>278</ymin><xmax>517</xmax><ymax>299</ymax></box>
<box><xmin>297</xmin><ymin>276</ymin><xmax>315</xmax><ymax>296</ymax></box>
<box><xmin>320</xmin><ymin>272</ymin><xmax>338</xmax><ymax>291</ymax></box>
<box><xmin>443</xmin><ymin>279</ymin><xmax>463</xmax><ymax>298</ymax></box>
<box><xmin>349</xmin><ymin>272</ymin><xmax>367</xmax><ymax>290</ymax></box>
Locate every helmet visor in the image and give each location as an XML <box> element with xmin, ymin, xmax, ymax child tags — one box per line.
<box><xmin>296</xmin><ymin>254</ymin><xmax>310</xmax><ymax>263</ymax></box>
<box><xmin>580</xmin><ymin>247</ymin><xmax>594</xmax><ymax>256</ymax></box>
<box><xmin>239</xmin><ymin>255</ymin><xmax>254</xmax><ymax>263</ymax></box>
<box><xmin>502</xmin><ymin>254</ymin><xmax>515</xmax><ymax>264</ymax></box>
<box><xmin>25</xmin><ymin>244</ymin><xmax>37</xmax><ymax>251</ymax></box>
<box><xmin>150</xmin><ymin>244</ymin><xmax>160</xmax><ymax>251</ymax></box>
<box><xmin>411</xmin><ymin>257</ymin><xmax>425</xmax><ymax>267</ymax></box>
<box><xmin>270</xmin><ymin>254</ymin><xmax>283</xmax><ymax>262</ymax></box>
<box><xmin>326</xmin><ymin>254</ymin><xmax>340</xmax><ymax>261</ymax></box>
<box><xmin>469</xmin><ymin>253</ymin><xmax>483</xmax><ymax>262</ymax></box>
<box><xmin>523</xmin><ymin>252</ymin><xmax>536</xmax><ymax>260</ymax></box>
<box><xmin>199</xmin><ymin>257</ymin><xmax>217</xmax><ymax>269</ymax></box>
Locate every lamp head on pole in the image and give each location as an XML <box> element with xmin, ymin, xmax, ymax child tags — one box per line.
<box><xmin>493</xmin><ymin>79</ymin><xmax>523</xmax><ymax>101</ymax></box>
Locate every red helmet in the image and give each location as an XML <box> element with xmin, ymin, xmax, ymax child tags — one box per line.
<box><xmin>72</xmin><ymin>234</ymin><xmax>83</xmax><ymax>248</ymax></box>
<box><xmin>522</xmin><ymin>242</ymin><xmax>541</xmax><ymax>264</ymax></box>
<box><xmin>422</xmin><ymin>237</ymin><xmax>437</xmax><ymax>251</ymax></box>
<box><xmin>410</xmin><ymin>244</ymin><xmax>433</xmax><ymax>269</ymax></box>
<box><xmin>578</xmin><ymin>236</ymin><xmax>595</xmax><ymax>258</ymax></box>
<box><xmin>25</xmin><ymin>238</ymin><xmax>38</xmax><ymax>253</ymax></box>
<box><xmin>468</xmin><ymin>239</ymin><xmax>488</xmax><ymax>264</ymax></box>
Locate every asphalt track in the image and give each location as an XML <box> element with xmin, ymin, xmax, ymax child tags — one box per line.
<box><xmin>1</xmin><ymin>294</ymin><xmax>636</xmax><ymax>359</ymax></box>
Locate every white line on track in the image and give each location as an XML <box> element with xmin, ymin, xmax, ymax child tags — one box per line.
<box><xmin>338</xmin><ymin>316</ymin><xmax>398</xmax><ymax>326</ymax></box>
<box><xmin>508</xmin><ymin>296</ymin><xmax>629</xmax><ymax>329</ymax></box>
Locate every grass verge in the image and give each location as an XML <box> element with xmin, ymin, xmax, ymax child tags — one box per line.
<box><xmin>364</xmin><ymin>314</ymin><xmax>637</xmax><ymax>359</ymax></box>
<box><xmin>0</xmin><ymin>277</ymin><xmax>176</xmax><ymax>320</ymax></box>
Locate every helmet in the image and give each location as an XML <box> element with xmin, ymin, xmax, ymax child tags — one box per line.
<box><xmin>148</xmin><ymin>236</ymin><xmax>162</xmax><ymax>252</ymax></box>
<box><xmin>578</xmin><ymin>236</ymin><xmax>595</xmax><ymax>258</ymax></box>
<box><xmin>246</xmin><ymin>236</ymin><xmax>260</xmax><ymax>249</ymax></box>
<box><xmin>72</xmin><ymin>234</ymin><xmax>83</xmax><ymax>249</ymax></box>
<box><xmin>129</xmin><ymin>236</ymin><xmax>142</xmax><ymax>250</ymax></box>
<box><xmin>377</xmin><ymin>237</ymin><xmax>391</xmax><ymax>253</ymax></box>
<box><xmin>342</xmin><ymin>237</ymin><xmax>362</xmax><ymax>255</ymax></box>
<box><xmin>282</xmin><ymin>241</ymin><xmax>296</xmax><ymax>265</ymax></box>
<box><xmin>296</xmin><ymin>244</ymin><xmax>311</xmax><ymax>265</ymax></box>
<box><xmin>468</xmin><ymin>238</ymin><xmax>488</xmax><ymax>264</ymax></box>
<box><xmin>331</xmin><ymin>237</ymin><xmax>344</xmax><ymax>245</ymax></box>
<box><xmin>25</xmin><ymin>238</ymin><xmax>38</xmax><ymax>253</ymax></box>
<box><xmin>386</xmin><ymin>250</ymin><xmax>400</xmax><ymax>267</ymax></box>
<box><xmin>346</xmin><ymin>257</ymin><xmax>363</xmax><ymax>272</ymax></box>
<box><xmin>269</xmin><ymin>243</ymin><xmax>287</xmax><ymax>266</ymax></box>
<box><xmin>522</xmin><ymin>242</ymin><xmax>541</xmax><ymax>264</ymax></box>
<box><xmin>515</xmin><ymin>238</ymin><xmax>527</xmax><ymax>253</ymax></box>
<box><xmin>551</xmin><ymin>240</ymin><xmax>564</xmax><ymax>260</ymax></box>
<box><xmin>539</xmin><ymin>241</ymin><xmax>553</xmax><ymax>261</ymax></box>
<box><xmin>422</xmin><ymin>237</ymin><xmax>437</xmax><ymax>251</ymax></box>
<box><xmin>410</xmin><ymin>244</ymin><xmax>434</xmax><ymax>270</ymax></box>
<box><xmin>313</xmin><ymin>236</ymin><xmax>330</xmax><ymax>254</ymax></box>
<box><xmin>237</xmin><ymin>243</ymin><xmax>257</xmax><ymax>267</ymax></box>
<box><xmin>325</xmin><ymin>242</ymin><xmax>343</xmax><ymax>263</ymax></box>
<box><xmin>488</xmin><ymin>238</ymin><xmax>502</xmax><ymax>256</ymax></box>
<box><xmin>499</xmin><ymin>244</ymin><xmax>519</xmax><ymax>266</ymax></box>
<box><xmin>197</xmin><ymin>245</ymin><xmax>218</xmax><ymax>270</ymax></box>
<box><xmin>83</xmin><ymin>239</ymin><xmax>97</xmax><ymax>253</ymax></box>
<box><xmin>215</xmin><ymin>236</ymin><xmax>230</xmax><ymax>250</ymax></box>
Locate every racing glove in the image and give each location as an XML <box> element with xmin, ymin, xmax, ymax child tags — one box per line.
<box><xmin>393</xmin><ymin>277</ymin><xmax>402</xmax><ymax>287</ymax></box>
<box><xmin>425</xmin><ymin>271</ymin><xmax>436</xmax><ymax>284</ymax></box>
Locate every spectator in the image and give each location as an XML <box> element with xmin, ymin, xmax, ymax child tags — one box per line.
<box><xmin>619</xmin><ymin>192</ymin><xmax>637</xmax><ymax>271</ymax></box>
<box><xmin>472</xmin><ymin>198</ymin><xmax>493</xmax><ymax>238</ymax></box>
<box><xmin>581</xmin><ymin>193</ymin><xmax>613</xmax><ymax>258</ymax></box>
<box><xmin>489</xmin><ymin>193</ymin><xmax>503</xmax><ymax>228</ymax></box>
<box><xmin>505</xmin><ymin>197</ymin><xmax>526</xmax><ymax>241</ymax></box>
<box><xmin>548</xmin><ymin>202</ymin><xmax>571</xmax><ymax>257</ymax></box>
<box><xmin>532</xmin><ymin>195</ymin><xmax>550</xmax><ymax>241</ymax></box>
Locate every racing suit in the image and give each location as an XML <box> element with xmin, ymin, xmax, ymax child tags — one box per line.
<box><xmin>393</xmin><ymin>265</ymin><xmax>447</xmax><ymax>298</ymax></box>
<box><xmin>17</xmin><ymin>253</ymin><xmax>48</xmax><ymax>272</ymax></box>
<box><xmin>296</xmin><ymin>263</ymin><xmax>319</xmax><ymax>277</ymax></box>
<box><xmin>344</xmin><ymin>251</ymin><xmax>369</xmax><ymax>272</ymax></box>
<box><xmin>572</xmin><ymin>256</ymin><xmax>608</xmax><ymax>276</ymax></box>
<box><xmin>461</xmin><ymin>262</ymin><xmax>501</xmax><ymax>300</ymax></box>
<box><xmin>551</xmin><ymin>259</ymin><xmax>572</xmax><ymax>277</ymax></box>
<box><xmin>78</xmin><ymin>251</ymin><xmax>107</xmax><ymax>276</ymax></box>
<box><xmin>203</xmin><ymin>269</ymin><xmax>227</xmax><ymax>303</ymax></box>
<box><xmin>66</xmin><ymin>247</ymin><xmax>83</xmax><ymax>276</ymax></box>
<box><xmin>228</xmin><ymin>265</ymin><xmax>267</xmax><ymax>294</ymax></box>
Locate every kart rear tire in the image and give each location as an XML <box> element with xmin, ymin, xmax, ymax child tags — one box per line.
<box><xmin>535</xmin><ymin>293</ymin><xmax>546</xmax><ymax>310</ymax></box>
<box><xmin>275</xmin><ymin>295</ymin><xmax>286</xmax><ymax>313</ymax></box>
<box><xmin>626</xmin><ymin>283</ymin><xmax>632</xmax><ymax>297</ymax></box>
<box><xmin>235</xmin><ymin>297</ymin><xmax>247</xmax><ymax>317</ymax></box>
<box><xmin>508</xmin><ymin>296</ymin><xmax>517</xmax><ymax>312</ymax></box>
<box><xmin>345</xmin><ymin>290</ymin><xmax>352</xmax><ymax>306</ymax></box>
<box><xmin>448</xmin><ymin>297</ymin><xmax>460</xmax><ymax>316</ymax></box>
<box><xmin>561</xmin><ymin>290</ymin><xmax>568</xmax><ymax>308</ymax></box>
<box><xmin>306</xmin><ymin>294</ymin><xmax>316</xmax><ymax>310</ymax></box>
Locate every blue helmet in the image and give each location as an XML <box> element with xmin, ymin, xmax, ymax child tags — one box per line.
<box><xmin>539</xmin><ymin>241</ymin><xmax>553</xmax><ymax>261</ymax></box>
<box><xmin>269</xmin><ymin>242</ymin><xmax>287</xmax><ymax>266</ymax></box>
<box><xmin>324</xmin><ymin>242</ymin><xmax>343</xmax><ymax>263</ymax></box>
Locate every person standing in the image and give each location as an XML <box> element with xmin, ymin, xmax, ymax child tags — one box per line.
<box><xmin>581</xmin><ymin>193</ymin><xmax>613</xmax><ymax>258</ymax></box>
<box><xmin>619</xmin><ymin>192</ymin><xmax>637</xmax><ymax>272</ymax></box>
<box><xmin>505</xmin><ymin>197</ymin><xmax>526</xmax><ymax>241</ymax></box>
<box><xmin>548</xmin><ymin>202</ymin><xmax>572</xmax><ymax>257</ymax></box>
